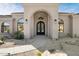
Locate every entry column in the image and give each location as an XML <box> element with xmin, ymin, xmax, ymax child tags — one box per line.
<box><xmin>0</xmin><ymin>22</ymin><xmax>1</xmax><ymax>33</ymax></box>
<box><xmin>24</xmin><ymin>4</ymin><xmax>34</xmax><ymax>39</ymax></box>
<box><xmin>24</xmin><ymin>17</ymin><xmax>31</xmax><ymax>39</ymax></box>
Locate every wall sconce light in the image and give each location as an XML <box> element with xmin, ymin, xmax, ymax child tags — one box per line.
<box><xmin>54</xmin><ymin>19</ymin><xmax>57</xmax><ymax>22</ymax></box>
<box><xmin>25</xmin><ymin>19</ymin><xmax>28</xmax><ymax>21</ymax></box>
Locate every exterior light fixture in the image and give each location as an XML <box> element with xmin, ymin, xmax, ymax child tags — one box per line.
<box><xmin>54</xmin><ymin>19</ymin><xmax>57</xmax><ymax>22</ymax></box>
<box><xmin>25</xmin><ymin>19</ymin><xmax>28</xmax><ymax>21</ymax></box>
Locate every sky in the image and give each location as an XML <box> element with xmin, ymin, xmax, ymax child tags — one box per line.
<box><xmin>0</xmin><ymin>3</ymin><xmax>79</xmax><ymax>15</ymax></box>
<box><xmin>59</xmin><ymin>3</ymin><xmax>79</xmax><ymax>13</ymax></box>
<box><xmin>0</xmin><ymin>3</ymin><xmax>24</xmax><ymax>15</ymax></box>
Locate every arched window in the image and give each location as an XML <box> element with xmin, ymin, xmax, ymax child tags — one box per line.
<box><xmin>1</xmin><ymin>22</ymin><xmax>10</xmax><ymax>33</ymax></box>
<box><xmin>58</xmin><ymin>19</ymin><xmax>64</xmax><ymax>32</ymax></box>
<box><xmin>17</xmin><ymin>18</ymin><xmax>24</xmax><ymax>32</ymax></box>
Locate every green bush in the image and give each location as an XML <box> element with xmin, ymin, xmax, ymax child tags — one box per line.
<box><xmin>14</xmin><ymin>31</ymin><xmax>24</xmax><ymax>40</ymax></box>
<box><xmin>74</xmin><ymin>34</ymin><xmax>77</xmax><ymax>38</ymax></box>
<box><xmin>0</xmin><ymin>36</ymin><xmax>5</xmax><ymax>45</ymax></box>
<box><xmin>36</xmin><ymin>51</ymin><xmax>42</xmax><ymax>56</ymax></box>
<box><xmin>0</xmin><ymin>35</ymin><xmax>5</xmax><ymax>41</ymax></box>
<box><xmin>0</xmin><ymin>40</ymin><xmax>4</xmax><ymax>45</ymax></box>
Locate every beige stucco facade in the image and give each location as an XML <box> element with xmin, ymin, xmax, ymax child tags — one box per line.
<box><xmin>24</xmin><ymin>3</ymin><xmax>58</xmax><ymax>39</ymax></box>
<box><xmin>0</xmin><ymin>12</ymin><xmax>24</xmax><ymax>35</ymax></box>
<box><xmin>0</xmin><ymin>3</ymin><xmax>79</xmax><ymax>39</ymax></box>
<box><xmin>59</xmin><ymin>13</ymin><xmax>73</xmax><ymax>38</ymax></box>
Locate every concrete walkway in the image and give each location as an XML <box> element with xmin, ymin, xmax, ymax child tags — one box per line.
<box><xmin>0</xmin><ymin>45</ymin><xmax>37</xmax><ymax>56</ymax></box>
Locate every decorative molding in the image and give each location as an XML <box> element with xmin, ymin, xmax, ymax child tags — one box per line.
<box><xmin>38</xmin><ymin>17</ymin><xmax>44</xmax><ymax>20</ymax></box>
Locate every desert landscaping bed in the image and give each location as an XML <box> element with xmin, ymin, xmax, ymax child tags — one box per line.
<box><xmin>14</xmin><ymin>50</ymin><xmax>39</xmax><ymax>56</ymax></box>
<box><xmin>0</xmin><ymin>39</ymin><xmax>26</xmax><ymax>48</ymax></box>
<box><xmin>0</xmin><ymin>42</ymin><xmax>16</xmax><ymax>48</ymax></box>
<box><xmin>13</xmin><ymin>49</ymin><xmax>67</xmax><ymax>56</ymax></box>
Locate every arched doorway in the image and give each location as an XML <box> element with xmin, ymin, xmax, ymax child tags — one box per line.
<box><xmin>58</xmin><ymin>19</ymin><xmax>64</xmax><ymax>32</ymax></box>
<box><xmin>17</xmin><ymin>18</ymin><xmax>24</xmax><ymax>32</ymax></box>
<box><xmin>33</xmin><ymin>11</ymin><xmax>48</xmax><ymax>36</ymax></box>
<box><xmin>58</xmin><ymin>19</ymin><xmax>64</xmax><ymax>38</ymax></box>
<box><xmin>1</xmin><ymin>22</ymin><xmax>10</xmax><ymax>33</ymax></box>
<box><xmin>37</xmin><ymin>21</ymin><xmax>45</xmax><ymax>35</ymax></box>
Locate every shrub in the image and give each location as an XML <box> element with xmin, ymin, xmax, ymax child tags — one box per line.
<box><xmin>0</xmin><ymin>35</ymin><xmax>5</xmax><ymax>45</ymax></box>
<box><xmin>0</xmin><ymin>40</ymin><xmax>4</xmax><ymax>45</ymax></box>
<box><xmin>13</xmin><ymin>31</ymin><xmax>24</xmax><ymax>40</ymax></box>
<box><xmin>74</xmin><ymin>34</ymin><xmax>77</xmax><ymax>38</ymax></box>
<box><xmin>36</xmin><ymin>51</ymin><xmax>42</xmax><ymax>56</ymax></box>
<box><xmin>0</xmin><ymin>35</ymin><xmax>5</xmax><ymax>40</ymax></box>
<box><xmin>49</xmin><ymin>49</ymin><xmax>56</xmax><ymax>53</ymax></box>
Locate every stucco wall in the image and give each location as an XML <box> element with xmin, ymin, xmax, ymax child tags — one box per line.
<box><xmin>59</xmin><ymin>14</ymin><xmax>73</xmax><ymax>37</ymax></box>
<box><xmin>0</xmin><ymin>16</ymin><xmax>12</xmax><ymax>33</ymax></box>
<box><xmin>11</xmin><ymin>13</ymin><xmax>24</xmax><ymax>32</ymax></box>
<box><xmin>0</xmin><ymin>13</ymin><xmax>24</xmax><ymax>34</ymax></box>
<box><xmin>2</xmin><ymin>3</ymin><xmax>79</xmax><ymax>39</ymax></box>
<box><xmin>73</xmin><ymin>14</ymin><xmax>79</xmax><ymax>37</ymax></box>
<box><xmin>24</xmin><ymin>3</ymin><xmax>59</xmax><ymax>39</ymax></box>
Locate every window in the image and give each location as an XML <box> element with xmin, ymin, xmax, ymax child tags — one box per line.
<box><xmin>17</xmin><ymin>18</ymin><xmax>24</xmax><ymax>32</ymax></box>
<box><xmin>1</xmin><ymin>22</ymin><xmax>10</xmax><ymax>33</ymax></box>
<box><xmin>58</xmin><ymin>19</ymin><xmax>64</xmax><ymax>32</ymax></box>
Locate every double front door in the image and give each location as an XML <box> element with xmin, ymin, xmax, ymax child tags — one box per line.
<box><xmin>37</xmin><ymin>21</ymin><xmax>45</xmax><ymax>35</ymax></box>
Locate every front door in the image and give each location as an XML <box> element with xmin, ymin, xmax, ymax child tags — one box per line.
<box><xmin>37</xmin><ymin>21</ymin><xmax>45</xmax><ymax>35</ymax></box>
